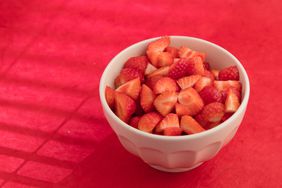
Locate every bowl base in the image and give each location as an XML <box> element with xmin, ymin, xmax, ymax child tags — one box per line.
<box><xmin>149</xmin><ymin>162</ymin><xmax>203</xmax><ymax>173</ymax></box>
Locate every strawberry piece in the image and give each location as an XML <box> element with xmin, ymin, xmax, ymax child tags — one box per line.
<box><xmin>155</xmin><ymin>113</ymin><xmax>179</xmax><ymax>133</ymax></box>
<box><xmin>194</xmin><ymin>77</ymin><xmax>212</xmax><ymax>92</ymax></box>
<box><xmin>221</xmin><ymin>113</ymin><xmax>233</xmax><ymax>122</ymax></box>
<box><xmin>153</xmin><ymin>77</ymin><xmax>178</xmax><ymax>94</ymax></box>
<box><xmin>147</xmin><ymin>66</ymin><xmax>170</xmax><ymax>78</ymax></box>
<box><xmin>138</xmin><ymin>112</ymin><xmax>162</xmax><ymax>133</ymax></box>
<box><xmin>154</xmin><ymin>91</ymin><xmax>178</xmax><ymax>116</ymax></box>
<box><xmin>203</xmin><ymin>70</ymin><xmax>215</xmax><ymax>81</ymax></box>
<box><xmin>163</xmin><ymin>127</ymin><xmax>182</xmax><ymax>136</ymax></box>
<box><xmin>201</xmin><ymin>102</ymin><xmax>225</xmax><ymax>123</ymax></box>
<box><xmin>147</xmin><ymin>36</ymin><xmax>170</xmax><ymax>53</ymax></box>
<box><xmin>145</xmin><ymin>63</ymin><xmax>157</xmax><ymax>75</ymax></box>
<box><xmin>177</xmin><ymin>87</ymin><xmax>204</xmax><ymax>116</ymax></box>
<box><xmin>105</xmin><ymin>86</ymin><xmax>115</xmax><ymax>109</ymax></box>
<box><xmin>178</xmin><ymin>46</ymin><xmax>193</xmax><ymax>58</ymax></box>
<box><xmin>186</xmin><ymin>56</ymin><xmax>205</xmax><ymax>76</ymax></box>
<box><xmin>203</xmin><ymin>62</ymin><xmax>211</xmax><ymax>70</ymax></box>
<box><xmin>211</xmin><ymin>69</ymin><xmax>219</xmax><ymax>80</ymax></box>
<box><xmin>195</xmin><ymin>113</ymin><xmax>209</xmax><ymax>128</ymax></box>
<box><xmin>168</xmin><ymin>58</ymin><xmax>191</xmax><ymax>79</ymax></box>
<box><xmin>129</xmin><ymin>116</ymin><xmax>140</xmax><ymax>129</ymax></box>
<box><xmin>140</xmin><ymin>84</ymin><xmax>156</xmax><ymax>113</ymax></box>
<box><xmin>214</xmin><ymin>80</ymin><xmax>242</xmax><ymax>92</ymax></box>
<box><xmin>116</xmin><ymin>78</ymin><xmax>141</xmax><ymax>100</ymax></box>
<box><xmin>145</xmin><ymin>75</ymin><xmax>163</xmax><ymax>90</ymax></box>
<box><xmin>165</xmin><ymin>46</ymin><xmax>179</xmax><ymax>58</ymax></box>
<box><xmin>208</xmin><ymin>121</ymin><xmax>221</xmax><ymax>129</ymax></box>
<box><xmin>177</xmin><ymin>75</ymin><xmax>201</xmax><ymax>90</ymax></box>
<box><xmin>218</xmin><ymin>66</ymin><xmax>239</xmax><ymax>81</ymax></box>
<box><xmin>146</xmin><ymin>51</ymin><xmax>160</xmax><ymax>67</ymax></box>
<box><xmin>114</xmin><ymin>92</ymin><xmax>136</xmax><ymax>123</ymax></box>
<box><xmin>124</xmin><ymin>56</ymin><xmax>149</xmax><ymax>73</ymax></box>
<box><xmin>180</xmin><ymin>115</ymin><xmax>205</xmax><ymax>134</ymax></box>
<box><xmin>157</xmin><ymin>52</ymin><xmax>174</xmax><ymax>67</ymax></box>
<box><xmin>199</xmin><ymin>85</ymin><xmax>222</xmax><ymax>104</ymax></box>
<box><xmin>225</xmin><ymin>88</ymin><xmax>241</xmax><ymax>113</ymax></box>
<box><xmin>114</xmin><ymin>68</ymin><xmax>143</xmax><ymax>88</ymax></box>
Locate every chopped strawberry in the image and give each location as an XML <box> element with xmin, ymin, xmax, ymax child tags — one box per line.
<box><xmin>180</xmin><ymin>115</ymin><xmax>205</xmax><ymax>134</ymax></box>
<box><xmin>138</xmin><ymin>112</ymin><xmax>162</xmax><ymax>133</ymax></box>
<box><xmin>147</xmin><ymin>66</ymin><xmax>170</xmax><ymax>78</ymax></box>
<box><xmin>175</xmin><ymin>103</ymin><xmax>195</xmax><ymax>116</ymax></box>
<box><xmin>124</xmin><ymin>56</ymin><xmax>149</xmax><ymax>73</ymax></box>
<box><xmin>145</xmin><ymin>63</ymin><xmax>157</xmax><ymax>75</ymax></box>
<box><xmin>116</xmin><ymin>78</ymin><xmax>141</xmax><ymax>100</ymax></box>
<box><xmin>178</xmin><ymin>46</ymin><xmax>193</xmax><ymax>58</ymax></box>
<box><xmin>105</xmin><ymin>86</ymin><xmax>115</xmax><ymax>109</ymax></box>
<box><xmin>155</xmin><ymin>113</ymin><xmax>179</xmax><ymax>133</ymax></box>
<box><xmin>177</xmin><ymin>87</ymin><xmax>204</xmax><ymax>116</ymax></box>
<box><xmin>211</xmin><ymin>69</ymin><xmax>219</xmax><ymax>80</ymax></box>
<box><xmin>114</xmin><ymin>68</ymin><xmax>143</xmax><ymax>88</ymax></box>
<box><xmin>203</xmin><ymin>62</ymin><xmax>211</xmax><ymax>70</ymax></box>
<box><xmin>163</xmin><ymin>127</ymin><xmax>183</xmax><ymax>136</ymax></box>
<box><xmin>214</xmin><ymin>80</ymin><xmax>242</xmax><ymax>92</ymax></box>
<box><xmin>225</xmin><ymin>88</ymin><xmax>241</xmax><ymax>113</ymax></box>
<box><xmin>157</xmin><ymin>52</ymin><xmax>174</xmax><ymax>67</ymax></box>
<box><xmin>221</xmin><ymin>113</ymin><xmax>233</xmax><ymax>122</ymax></box>
<box><xmin>129</xmin><ymin>116</ymin><xmax>140</xmax><ymax>129</ymax></box>
<box><xmin>153</xmin><ymin>91</ymin><xmax>178</xmax><ymax>116</ymax></box>
<box><xmin>201</xmin><ymin>102</ymin><xmax>225</xmax><ymax>123</ymax></box>
<box><xmin>186</xmin><ymin>56</ymin><xmax>205</xmax><ymax>75</ymax></box>
<box><xmin>146</xmin><ymin>51</ymin><xmax>160</xmax><ymax>67</ymax></box>
<box><xmin>199</xmin><ymin>85</ymin><xmax>222</xmax><ymax>104</ymax></box>
<box><xmin>207</xmin><ymin>121</ymin><xmax>221</xmax><ymax>129</ymax></box>
<box><xmin>147</xmin><ymin>36</ymin><xmax>170</xmax><ymax>53</ymax></box>
<box><xmin>218</xmin><ymin>66</ymin><xmax>239</xmax><ymax>81</ymax></box>
<box><xmin>203</xmin><ymin>70</ymin><xmax>215</xmax><ymax>81</ymax></box>
<box><xmin>153</xmin><ymin>77</ymin><xmax>178</xmax><ymax>94</ymax></box>
<box><xmin>194</xmin><ymin>77</ymin><xmax>212</xmax><ymax>92</ymax></box>
<box><xmin>195</xmin><ymin>113</ymin><xmax>209</xmax><ymax>128</ymax></box>
<box><xmin>114</xmin><ymin>92</ymin><xmax>136</xmax><ymax>123</ymax></box>
<box><xmin>165</xmin><ymin>46</ymin><xmax>179</xmax><ymax>58</ymax></box>
<box><xmin>140</xmin><ymin>84</ymin><xmax>156</xmax><ymax>112</ymax></box>
<box><xmin>190</xmin><ymin>51</ymin><xmax>206</xmax><ymax>61</ymax></box>
<box><xmin>145</xmin><ymin>75</ymin><xmax>163</xmax><ymax>90</ymax></box>
<box><xmin>168</xmin><ymin>58</ymin><xmax>191</xmax><ymax>79</ymax></box>
<box><xmin>177</xmin><ymin>75</ymin><xmax>201</xmax><ymax>90</ymax></box>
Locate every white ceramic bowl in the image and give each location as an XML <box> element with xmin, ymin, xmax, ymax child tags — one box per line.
<box><xmin>99</xmin><ymin>36</ymin><xmax>250</xmax><ymax>172</ymax></box>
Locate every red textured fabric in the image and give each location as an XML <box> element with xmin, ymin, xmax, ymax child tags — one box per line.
<box><xmin>0</xmin><ymin>0</ymin><xmax>281</xmax><ymax>187</ymax></box>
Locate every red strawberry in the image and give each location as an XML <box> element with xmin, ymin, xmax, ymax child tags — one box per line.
<box><xmin>147</xmin><ymin>66</ymin><xmax>170</xmax><ymax>78</ymax></box>
<box><xmin>199</xmin><ymin>85</ymin><xmax>222</xmax><ymax>104</ymax></box>
<box><xmin>129</xmin><ymin>116</ymin><xmax>140</xmax><ymax>129</ymax></box>
<box><xmin>153</xmin><ymin>77</ymin><xmax>178</xmax><ymax>94</ymax></box>
<box><xmin>114</xmin><ymin>92</ymin><xmax>136</xmax><ymax>123</ymax></box>
<box><xmin>180</xmin><ymin>115</ymin><xmax>205</xmax><ymax>134</ymax></box>
<box><xmin>145</xmin><ymin>63</ymin><xmax>157</xmax><ymax>75</ymax></box>
<box><xmin>203</xmin><ymin>62</ymin><xmax>211</xmax><ymax>70</ymax></box>
<box><xmin>105</xmin><ymin>86</ymin><xmax>115</xmax><ymax>109</ymax></box>
<box><xmin>207</xmin><ymin>121</ymin><xmax>221</xmax><ymax>129</ymax></box>
<box><xmin>140</xmin><ymin>84</ymin><xmax>156</xmax><ymax>112</ymax></box>
<box><xmin>116</xmin><ymin>78</ymin><xmax>141</xmax><ymax>100</ymax></box>
<box><xmin>203</xmin><ymin>70</ymin><xmax>215</xmax><ymax>81</ymax></box>
<box><xmin>138</xmin><ymin>112</ymin><xmax>162</xmax><ymax>133</ymax></box>
<box><xmin>218</xmin><ymin>66</ymin><xmax>239</xmax><ymax>81</ymax></box>
<box><xmin>146</xmin><ymin>51</ymin><xmax>160</xmax><ymax>67</ymax></box>
<box><xmin>114</xmin><ymin>68</ymin><xmax>143</xmax><ymax>88</ymax></box>
<box><xmin>163</xmin><ymin>127</ymin><xmax>182</xmax><ymax>136</ymax></box>
<box><xmin>221</xmin><ymin>113</ymin><xmax>233</xmax><ymax>122</ymax></box>
<box><xmin>211</xmin><ymin>69</ymin><xmax>219</xmax><ymax>80</ymax></box>
<box><xmin>168</xmin><ymin>58</ymin><xmax>191</xmax><ymax>79</ymax></box>
<box><xmin>214</xmin><ymin>80</ymin><xmax>242</xmax><ymax>92</ymax></box>
<box><xmin>147</xmin><ymin>36</ymin><xmax>170</xmax><ymax>52</ymax></box>
<box><xmin>157</xmin><ymin>52</ymin><xmax>174</xmax><ymax>67</ymax></box>
<box><xmin>177</xmin><ymin>87</ymin><xmax>204</xmax><ymax>116</ymax></box>
<box><xmin>177</xmin><ymin>75</ymin><xmax>201</xmax><ymax>90</ymax></box>
<box><xmin>225</xmin><ymin>88</ymin><xmax>241</xmax><ymax>113</ymax></box>
<box><xmin>155</xmin><ymin>113</ymin><xmax>179</xmax><ymax>133</ymax></box>
<box><xmin>145</xmin><ymin>75</ymin><xmax>163</xmax><ymax>90</ymax></box>
<box><xmin>201</xmin><ymin>102</ymin><xmax>225</xmax><ymax>123</ymax></box>
<box><xmin>165</xmin><ymin>46</ymin><xmax>179</xmax><ymax>58</ymax></box>
<box><xmin>186</xmin><ymin>56</ymin><xmax>205</xmax><ymax>76</ymax></box>
<box><xmin>194</xmin><ymin>77</ymin><xmax>212</xmax><ymax>92</ymax></box>
<box><xmin>154</xmin><ymin>91</ymin><xmax>178</xmax><ymax>116</ymax></box>
<box><xmin>195</xmin><ymin>113</ymin><xmax>209</xmax><ymax>128</ymax></box>
<box><xmin>124</xmin><ymin>56</ymin><xmax>149</xmax><ymax>73</ymax></box>
<box><xmin>178</xmin><ymin>46</ymin><xmax>193</xmax><ymax>58</ymax></box>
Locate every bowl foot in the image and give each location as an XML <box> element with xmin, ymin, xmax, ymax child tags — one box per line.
<box><xmin>149</xmin><ymin>162</ymin><xmax>203</xmax><ymax>173</ymax></box>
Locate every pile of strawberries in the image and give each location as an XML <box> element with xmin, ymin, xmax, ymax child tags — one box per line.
<box><xmin>105</xmin><ymin>36</ymin><xmax>242</xmax><ymax>136</ymax></box>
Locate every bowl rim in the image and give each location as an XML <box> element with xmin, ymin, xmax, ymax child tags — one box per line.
<box><xmin>99</xmin><ymin>35</ymin><xmax>250</xmax><ymax>141</ymax></box>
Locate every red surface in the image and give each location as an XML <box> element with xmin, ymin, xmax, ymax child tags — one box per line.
<box><xmin>0</xmin><ymin>0</ymin><xmax>281</xmax><ymax>187</ymax></box>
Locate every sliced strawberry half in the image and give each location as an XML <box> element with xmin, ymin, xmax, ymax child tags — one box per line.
<box><xmin>178</xmin><ymin>46</ymin><xmax>193</xmax><ymax>58</ymax></box>
<box><xmin>180</xmin><ymin>115</ymin><xmax>205</xmax><ymax>134</ymax></box>
<box><xmin>140</xmin><ymin>84</ymin><xmax>156</xmax><ymax>113</ymax></box>
<box><xmin>153</xmin><ymin>91</ymin><xmax>178</xmax><ymax>116</ymax></box>
<box><xmin>153</xmin><ymin>77</ymin><xmax>178</xmax><ymax>94</ymax></box>
<box><xmin>146</xmin><ymin>51</ymin><xmax>160</xmax><ymax>67</ymax></box>
<box><xmin>145</xmin><ymin>63</ymin><xmax>157</xmax><ymax>75</ymax></box>
<box><xmin>199</xmin><ymin>85</ymin><xmax>222</xmax><ymax>104</ymax></box>
<box><xmin>218</xmin><ymin>66</ymin><xmax>239</xmax><ymax>81</ymax></box>
<box><xmin>165</xmin><ymin>46</ymin><xmax>179</xmax><ymax>58</ymax></box>
<box><xmin>168</xmin><ymin>58</ymin><xmax>191</xmax><ymax>79</ymax></box>
<box><xmin>114</xmin><ymin>68</ymin><xmax>143</xmax><ymax>88</ymax></box>
<box><xmin>155</xmin><ymin>113</ymin><xmax>179</xmax><ymax>133</ymax></box>
<box><xmin>201</xmin><ymin>102</ymin><xmax>225</xmax><ymax>123</ymax></box>
<box><xmin>157</xmin><ymin>52</ymin><xmax>174</xmax><ymax>67</ymax></box>
<box><xmin>116</xmin><ymin>78</ymin><xmax>141</xmax><ymax>100</ymax></box>
<box><xmin>186</xmin><ymin>56</ymin><xmax>205</xmax><ymax>76</ymax></box>
<box><xmin>147</xmin><ymin>36</ymin><xmax>170</xmax><ymax>53</ymax></box>
<box><xmin>194</xmin><ymin>76</ymin><xmax>212</xmax><ymax>92</ymax></box>
<box><xmin>138</xmin><ymin>112</ymin><xmax>162</xmax><ymax>133</ymax></box>
<box><xmin>163</xmin><ymin>127</ymin><xmax>183</xmax><ymax>136</ymax></box>
<box><xmin>177</xmin><ymin>75</ymin><xmax>201</xmax><ymax>90</ymax></box>
<box><xmin>177</xmin><ymin>87</ymin><xmax>204</xmax><ymax>116</ymax></box>
<box><xmin>124</xmin><ymin>56</ymin><xmax>149</xmax><ymax>73</ymax></box>
<box><xmin>145</xmin><ymin>75</ymin><xmax>163</xmax><ymax>90</ymax></box>
<box><xmin>225</xmin><ymin>88</ymin><xmax>241</xmax><ymax>113</ymax></box>
<box><xmin>129</xmin><ymin>116</ymin><xmax>141</xmax><ymax>129</ymax></box>
<box><xmin>147</xmin><ymin>66</ymin><xmax>170</xmax><ymax>78</ymax></box>
<box><xmin>214</xmin><ymin>80</ymin><xmax>242</xmax><ymax>92</ymax></box>
<box><xmin>105</xmin><ymin>86</ymin><xmax>115</xmax><ymax>109</ymax></box>
<box><xmin>114</xmin><ymin>92</ymin><xmax>136</xmax><ymax>123</ymax></box>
